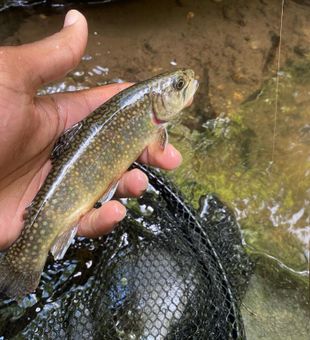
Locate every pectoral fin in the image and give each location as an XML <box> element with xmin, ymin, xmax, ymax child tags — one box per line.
<box><xmin>50</xmin><ymin>225</ymin><xmax>78</xmax><ymax>260</ymax></box>
<box><xmin>157</xmin><ymin>126</ymin><xmax>168</xmax><ymax>150</ymax></box>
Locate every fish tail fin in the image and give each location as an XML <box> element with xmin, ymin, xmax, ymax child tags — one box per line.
<box><xmin>0</xmin><ymin>256</ymin><xmax>41</xmax><ymax>300</ymax></box>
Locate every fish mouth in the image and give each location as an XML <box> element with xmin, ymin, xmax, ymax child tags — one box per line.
<box><xmin>152</xmin><ymin>111</ymin><xmax>167</xmax><ymax>125</ymax></box>
<box><xmin>185</xmin><ymin>79</ymin><xmax>199</xmax><ymax>105</ymax></box>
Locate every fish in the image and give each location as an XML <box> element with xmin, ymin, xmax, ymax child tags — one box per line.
<box><xmin>0</xmin><ymin>69</ymin><xmax>199</xmax><ymax>299</ymax></box>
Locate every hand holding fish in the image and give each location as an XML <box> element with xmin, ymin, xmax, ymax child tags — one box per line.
<box><xmin>0</xmin><ymin>10</ymin><xmax>197</xmax><ymax>299</ymax></box>
<box><xmin>0</xmin><ymin>10</ymin><xmax>182</xmax><ymax>251</ymax></box>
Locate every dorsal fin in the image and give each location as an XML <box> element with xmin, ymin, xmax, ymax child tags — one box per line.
<box><xmin>22</xmin><ymin>202</ymin><xmax>41</xmax><ymax>223</ymax></box>
<box><xmin>22</xmin><ymin>203</ymin><xmax>34</xmax><ymax>221</ymax></box>
<box><xmin>51</xmin><ymin>122</ymin><xmax>83</xmax><ymax>162</ymax></box>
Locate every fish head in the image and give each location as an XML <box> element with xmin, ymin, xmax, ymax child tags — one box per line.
<box><xmin>151</xmin><ymin>69</ymin><xmax>199</xmax><ymax>124</ymax></box>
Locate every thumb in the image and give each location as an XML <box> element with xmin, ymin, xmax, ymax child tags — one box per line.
<box><xmin>3</xmin><ymin>10</ymin><xmax>88</xmax><ymax>93</ymax></box>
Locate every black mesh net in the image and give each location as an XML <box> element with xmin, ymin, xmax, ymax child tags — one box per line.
<box><xmin>0</xmin><ymin>163</ymin><xmax>252</xmax><ymax>339</ymax></box>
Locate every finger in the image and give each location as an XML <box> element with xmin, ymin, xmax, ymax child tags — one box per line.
<box><xmin>138</xmin><ymin>143</ymin><xmax>182</xmax><ymax>170</ymax></box>
<box><xmin>78</xmin><ymin>200</ymin><xmax>126</xmax><ymax>238</ymax></box>
<box><xmin>48</xmin><ymin>82</ymin><xmax>133</xmax><ymax>130</ymax></box>
<box><xmin>115</xmin><ymin>168</ymin><xmax>148</xmax><ymax>198</ymax></box>
<box><xmin>12</xmin><ymin>10</ymin><xmax>88</xmax><ymax>92</ymax></box>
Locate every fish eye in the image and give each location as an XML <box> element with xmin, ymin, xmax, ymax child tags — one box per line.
<box><xmin>174</xmin><ymin>77</ymin><xmax>185</xmax><ymax>91</ymax></box>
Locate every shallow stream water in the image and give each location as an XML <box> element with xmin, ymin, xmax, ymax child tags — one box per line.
<box><xmin>0</xmin><ymin>0</ymin><xmax>309</xmax><ymax>339</ymax></box>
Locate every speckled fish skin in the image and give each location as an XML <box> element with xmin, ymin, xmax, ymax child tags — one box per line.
<box><xmin>0</xmin><ymin>69</ymin><xmax>198</xmax><ymax>299</ymax></box>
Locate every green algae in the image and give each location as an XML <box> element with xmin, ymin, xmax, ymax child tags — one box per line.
<box><xmin>169</xmin><ymin>60</ymin><xmax>310</xmax><ymax>338</ymax></box>
<box><xmin>170</xmin><ymin>61</ymin><xmax>310</xmax><ymax>275</ymax></box>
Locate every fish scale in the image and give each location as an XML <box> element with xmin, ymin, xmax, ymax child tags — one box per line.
<box><xmin>0</xmin><ymin>69</ymin><xmax>198</xmax><ymax>299</ymax></box>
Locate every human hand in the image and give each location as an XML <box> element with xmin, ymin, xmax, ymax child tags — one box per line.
<box><xmin>0</xmin><ymin>10</ymin><xmax>182</xmax><ymax>250</ymax></box>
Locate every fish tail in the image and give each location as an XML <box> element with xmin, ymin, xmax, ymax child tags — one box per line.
<box><xmin>0</xmin><ymin>255</ymin><xmax>41</xmax><ymax>299</ymax></box>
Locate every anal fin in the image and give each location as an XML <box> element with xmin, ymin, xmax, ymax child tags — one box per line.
<box><xmin>50</xmin><ymin>225</ymin><xmax>78</xmax><ymax>261</ymax></box>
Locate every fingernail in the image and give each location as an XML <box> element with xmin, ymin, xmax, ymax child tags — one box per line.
<box><xmin>64</xmin><ymin>10</ymin><xmax>80</xmax><ymax>27</ymax></box>
<box><xmin>114</xmin><ymin>205</ymin><xmax>127</xmax><ymax>221</ymax></box>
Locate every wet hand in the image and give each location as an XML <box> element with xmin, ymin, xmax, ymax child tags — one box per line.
<box><xmin>0</xmin><ymin>10</ymin><xmax>182</xmax><ymax>250</ymax></box>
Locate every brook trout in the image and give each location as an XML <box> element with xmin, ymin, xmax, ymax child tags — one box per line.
<box><xmin>0</xmin><ymin>69</ymin><xmax>198</xmax><ymax>299</ymax></box>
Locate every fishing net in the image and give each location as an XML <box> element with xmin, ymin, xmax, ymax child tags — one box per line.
<box><xmin>0</xmin><ymin>163</ymin><xmax>252</xmax><ymax>339</ymax></box>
